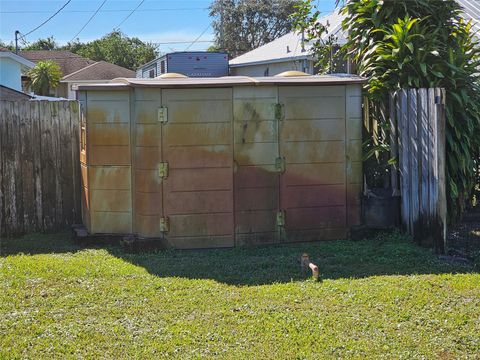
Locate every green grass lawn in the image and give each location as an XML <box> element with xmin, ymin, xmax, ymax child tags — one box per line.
<box><xmin>1</xmin><ymin>232</ymin><xmax>479</xmax><ymax>359</ymax></box>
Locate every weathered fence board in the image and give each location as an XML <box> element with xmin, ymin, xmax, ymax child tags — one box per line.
<box><xmin>0</xmin><ymin>100</ymin><xmax>81</xmax><ymax>237</ymax></box>
<box><xmin>391</xmin><ymin>88</ymin><xmax>447</xmax><ymax>252</ymax></box>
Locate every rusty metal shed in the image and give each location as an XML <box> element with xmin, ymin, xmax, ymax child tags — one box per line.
<box><xmin>77</xmin><ymin>73</ymin><xmax>365</xmax><ymax>249</ymax></box>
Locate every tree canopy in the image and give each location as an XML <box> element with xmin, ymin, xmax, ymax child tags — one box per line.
<box><xmin>209</xmin><ymin>0</ymin><xmax>301</xmax><ymax>58</ymax></box>
<box><xmin>67</xmin><ymin>31</ymin><xmax>157</xmax><ymax>70</ymax></box>
<box><xmin>23</xmin><ymin>37</ymin><xmax>58</xmax><ymax>51</ymax></box>
<box><xmin>1</xmin><ymin>31</ymin><xmax>157</xmax><ymax>70</ymax></box>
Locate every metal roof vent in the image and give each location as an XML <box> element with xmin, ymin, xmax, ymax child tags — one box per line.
<box><xmin>275</xmin><ymin>71</ymin><xmax>310</xmax><ymax>77</ymax></box>
<box><xmin>156</xmin><ymin>72</ymin><xmax>188</xmax><ymax>79</ymax></box>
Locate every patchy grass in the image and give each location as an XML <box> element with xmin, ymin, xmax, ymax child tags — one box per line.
<box><xmin>1</xmin><ymin>232</ymin><xmax>479</xmax><ymax>359</ymax></box>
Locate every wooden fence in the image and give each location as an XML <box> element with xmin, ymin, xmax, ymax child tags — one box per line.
<box><xmin>0</xmin><ymin>100</ymin><xmax>81</xmax><ymax>237</ymax></box>
<box><xmin>390</xmin><ymin>88</ymin><xmax>447</xmax><ymax>252</ymax></box>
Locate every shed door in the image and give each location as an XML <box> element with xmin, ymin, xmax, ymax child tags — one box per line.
<box><xmin>233</xmin><ymin>87</ymin><xmax>280</xmax><ymax>245</ymax></box>
<box><xmin>161</xmin><ymin>88</ymin><xmax>234</xmax><ymax>248</ymax></box>
<box><xmin>278</xmin><ymin>86</ymin><xmax>348</xmax><ymax>241</ymax></box>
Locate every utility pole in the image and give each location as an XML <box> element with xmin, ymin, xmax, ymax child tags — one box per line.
<box><xmin>15</xmin><ymin>30</ymin><xmax>20</xmax><ymax>54</ymax></box>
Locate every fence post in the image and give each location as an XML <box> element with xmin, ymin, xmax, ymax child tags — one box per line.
<box><xmin>393</xmin><ymin>88</ymin><xmax>447</xmax><ymax>252</ymax></box>
<box><xmin>389</xmin><ymin>92</ymin><xmax>399</xmax><ymax>195</ymax></box>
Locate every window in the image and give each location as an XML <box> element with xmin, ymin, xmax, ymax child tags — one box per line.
<box><xmin>148</xmin><ymin>68</ymin><xmax>155</xmax><ymax>78</ymax></box>
<box><xmin>160</xmin><ymin>60</ymin><xmax>166</xmax><ymax>74</ymax></box>
<box><xmin>264</xmin><ymin>67</ymin><xmax>270</xmax><ymax>76</ymax></box>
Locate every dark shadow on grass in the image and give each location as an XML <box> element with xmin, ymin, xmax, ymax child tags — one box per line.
<box><xmin>1</xmin><ymin>232</ymin><xmax>84</xmax><ymax>256</ymax></box>
<box><xmin>2</xmin><ymin>231</ymin><xmax>476</xmax><ymax>286</ymax></box>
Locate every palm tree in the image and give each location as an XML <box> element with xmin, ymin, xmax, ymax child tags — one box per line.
<box><xmin>27</xmin><ymin>60</ymin><xmax>62</xmax><ymax>96</ymax></box>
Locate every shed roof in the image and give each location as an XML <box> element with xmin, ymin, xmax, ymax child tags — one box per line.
<box><xmin>75</xmin><ymin>74</ymin><xmax>366</xmax><ymax>91</ymax></box>
<box><xmin>61</xmin><ymin>61</ymin><xmax>135</xmax><ymax>81</ymax></box>
<box><xmin>229</xmin><ymin>10</ymin><xmax>346</xmax><ymax>68</ymax></box>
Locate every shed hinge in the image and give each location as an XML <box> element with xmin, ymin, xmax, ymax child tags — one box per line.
<box><xmin>276</xmin><ymin>210</ymin><xmax>285</xmax><ymax>228</ymax></box>
<box><xmin>158</xmin><ymin>162</ymin><xmax>169</xmax><ymax>179</ymax></box>
<box><xmin>275</xmin><ymin>156</ymin><xmax>286</xmax><ymax>173</ymax></box>
<box><xmin>158</xmin><ymin>106</ymin><xmax>168</xmax><ymax>123</ymax></box>
<box><xmin>274</xmin><ymin>103</ymin><xmax>284</xmax><ymax>121</ymax></box>
<box><xmin>159</xmin><ymin>217</ymin><xmax>170</xmax><ymax>233</ymax></box>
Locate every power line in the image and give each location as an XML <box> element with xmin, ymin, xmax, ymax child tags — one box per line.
<box><xmin>185</xmin><ymin>24</ymin><xmax>211</xmax><ymax>51</ymax></box>
<box><xmin>1</xmin><ymin>8</ymin><xmax>207</xmax><ymax>14</ymax></box>
<box><xmin>70</xmin><ymin>0</ymin><xmax>108</xmax><ymax>42</ymax></box>
<box><xmin>115</xmin><ymin>0</ymin><xmax>146</xmax><ymax>29</ymax></box>
<box><xmin>23</xmin><ymin>0</ymin><xmax>72</xmax><ymax>36</ymax></box>
<box><xmin>152</xmin><ymin>40</ymin><xmax>214</xmax><ymax>45</ymax></box>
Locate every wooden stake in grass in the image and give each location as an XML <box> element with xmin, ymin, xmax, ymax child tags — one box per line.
<box><xmin>301</xmin><ymin>253</ymin><xmax>320</xmax><ymax>281</ymax></box>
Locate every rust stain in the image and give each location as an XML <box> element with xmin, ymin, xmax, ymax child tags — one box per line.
<box><xmin>89</xmin><ymin>166</ymin><xmax>131</xmax><ymax>190</ymax></box>
<box><xmin>87</xmin><ymin>107</ymin><xmax>124</xmax><ymax>124</ymax></box>
<box><xmin>136</xmin><ymin>214</ymin><xmax>161</xmax><ymax>238</ymax></box>
<box><xmin>89</xmin><ymin>145</ymin><xmax>131</xmax><ymax>166</ymax></box>
<box><xmin>136</xmin><ymin>109</ymin><xmax>156</xmax><ymax>124</ymax></box>
<box><xmin>90</xmin><ymin>189</ymin><xmax>131</xmax><ymax>212</ymax></box>
<box><xmin>92</xmin><ymin>212</ymin><xmax>132</xmax><ymax>234</ymax></box>
<box><xmin>136</xmin><ymin>124</ymin><xmax>161</xmax><ymax>146</ymax></box>
<box><xmin>90</xmin><ymin>124</ymin><xmax>129</xmax><ymax>146</ymax></box>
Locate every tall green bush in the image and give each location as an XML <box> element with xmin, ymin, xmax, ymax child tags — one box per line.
<box><xmin>295</xmin><ymin>0</ymin><xmax>480</xmax><ymax>221</ymax></box>
<box><xmin>342</xmin><ymin>0</ymin><xmax>480</xmax><ymax>222</ymax></box>
<box><xmin>27</xmin><ymin>60</ymin><xmax>62</xmax><ymax>96</ymax></box>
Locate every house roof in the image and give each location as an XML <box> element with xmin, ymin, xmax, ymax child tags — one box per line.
<box><xmin>0</xmin><ymin>48</ymin><xmax>35</xmax><ymax>69</ymax></box>
<box><xmin>61</xmin><ymin>61</ymin><xmax>135</xmax><ymax>81</ymax></box>
<box><xmin>0</xmin><ymin>85</ymin><xmax>32</xmax><ymax>100</ymax></box>
<box><xmin>229</xmin><ymin>10</ymin><xmax>346</xmax><ymax>67</ymax></box>
<box><xmin>19</xmin><ymin>50</ymin><xmax>95</xmax><ymax>77</ymax></box>
<box><xmin>458</xmin><ymin>0</ymin><xmax>480</xmax><ymax>36</ymax></box>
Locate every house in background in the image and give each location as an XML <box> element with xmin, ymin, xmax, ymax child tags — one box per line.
<box><xmin>229</xmin><ymin>11</ymin><xmax>346</xmax><ymax>76</ymax></box>
<box><xmin>0</xmin><ymin>47</ymin><xmax>34</xmax><ymax>92</ymax></box>
<box><xmin>19</xmin><ymin>50</ymin><xmax>134</xmax><ymax>99</ymax></box>
<box><xmin>61</xmin><ymin>61</ymin><xmax>135</xmax><ymax>99</ymax></box>
<box><xmin>137</xmin><ymin>51</ymin><xmax>229</xmax><ymax>78</ymax></box>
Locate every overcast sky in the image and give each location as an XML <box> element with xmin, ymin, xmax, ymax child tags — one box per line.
<box><xmin>0</xmin><ymin>0</ymin><xmax>338</xmax><ymax>52</ymax></box>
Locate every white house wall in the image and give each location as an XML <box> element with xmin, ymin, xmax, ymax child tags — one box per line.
<box><xmin>0</xmin><ymin>57</ymin><xmax>23</xmax><ymax>91</ymax></box>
